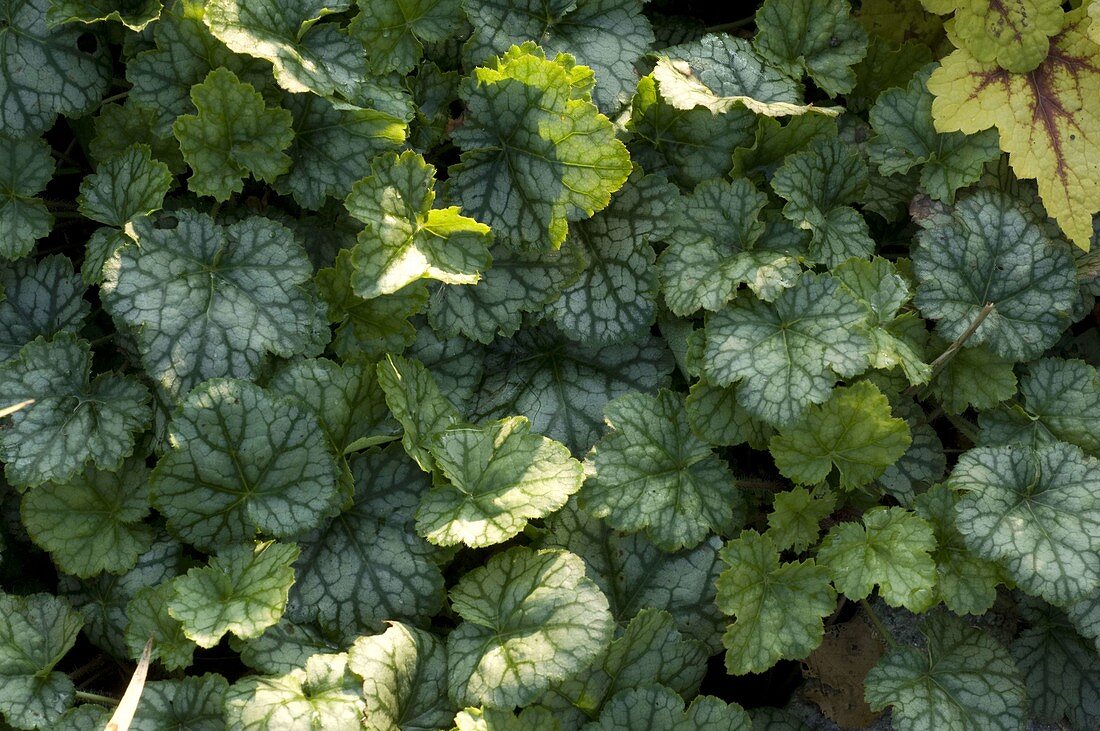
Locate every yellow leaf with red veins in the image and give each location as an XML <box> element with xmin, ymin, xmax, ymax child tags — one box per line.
<box><xmin>929</xmin><ymin>11</ymin><xmax>1100</xmax><ymax>250</ymax></box>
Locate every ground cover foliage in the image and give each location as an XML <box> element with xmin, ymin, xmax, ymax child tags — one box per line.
<box><xmin>0</xmin><ymin>0</ymin><xmax>1099</xmax><ymax>728</ymax></box>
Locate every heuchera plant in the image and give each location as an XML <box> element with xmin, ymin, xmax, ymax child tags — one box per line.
<box><xmin>0</xmin><ymin>0</ymin><xmax>1098</xmax><ymax>728</ymax></box>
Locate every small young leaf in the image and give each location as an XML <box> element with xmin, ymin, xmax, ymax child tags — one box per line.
<box><xmin>76</xmin><ymin>143</ymin><xmax>172</xmax><ymax>227</ymax></box>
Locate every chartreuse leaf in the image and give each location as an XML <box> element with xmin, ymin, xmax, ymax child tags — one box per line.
<box><xmin>451</xmin><ymin>42</ymin><xmax>631</xmax><ymax>249</ymax></box>
<box><xmin>978</xmin><ymin>358</ymin><xmax>1100</xmax><ymax>456</ymax></box>
<box><xmin>0</xmin><ymin>254</ymin><xmax>89</xmax><ymax>361</ymax></box>
<box><xmin>345</xmin><ymin>150</ymin><xmax>491</xmax><ymax>298</ymax></box>
<box><xmin>77</xmin><ymin>144</ymin><xmax>172</xmax><ymax>227</ymax></box>
<box><xmin>170</xmin><ymin>541</ymin><xmax>298</xmax><ymax>648</ymax></box>
<box><xmin>0</xmin><ymin>334</ymin><xmax>151</xmax><ymax>489</ymax></box>
<box><xmin>463</xmin><ymin>0</ymin><xmax>653</xmax><ymax>111</ymax></box>
<box><xmin>347</xmin><ymin>622</ymin><xmax>455</xmax><ymax>731</ymax></box>
<box><xmin>20</xmin><ymin>458</ymin><xmax>154</xmax><ymax>579</ymax></box>
<box><xmin>130</xmin><ymin>674</ymin><xmax>228</xmax><ymax>730</ymax></box>
<box><xmin>928</xmin><ymin>10</ymin><xmax>1100</xmax><ymax>249</ymax></box>
<box><xmin>925</xmin><ymin>0</ymin><xmax>1064</xmax><ymax>73</ymax></box>
<box><xmin>0</xmin><ymin>592</ymin><xmax>82</xmax><ymax>730</ymax></box>
<box><xmin>704</xmin><ymin>271</ymin><xmax>872</xmax><ymax>427</ymax></box>
<box><xmin>754</xmin><ymin>0</ymin><xmax>868</xmax><ymax>96</ymax></box>
<box><xmin>834</xmin><ymin>257</ymin><xmax>931</xmax><ymax>384</ymax></box>
<box><xmin>350</xmin><ymin>0</ymin><xmax>462</xmax><ymax>74</ymax></box>
<box><xmin>581</xmin><ymin>390</ymin><xmax>742</xmax><ymax>551</ymax></box>
<box><xmin>585</xmin><ymin>684</ymin><xmax>751</xmax><ymax>731</ymax></box>
<box><xmin>543</xmin><ymin>502</ymin><xmax>727</xmax><ymax>652</ymax></box>
<box><xmin>861</xmin><ymin>0</ymin><xmax>945</xmax><ymax>47</ymax></box>
<box><xmin>548</xmin><ymin>170</ymin><xmax>679</xmax><ymax>345</ymax></box>
<box><xmin>929</xmin><ymin>339</ymin><xmax>1017</xmax><ymax>413</ymax></box>
<box><xmin>319</xmin><ymin>251</ymin><xmax>429</xmax><ymax>360</ymax></box>
<box><xmin>769</xmin><ymin>382</ymin><xmax>912</xmax><ymax>490</ymax></box>
<box><xmin>447</xmin><ymin>546</ymin><xmax>614</xmax><ymax>708</ymax></box>
<box><xmin>204</xmin><ymin>0</ymin><xmax>365</xmax><ymax>97</ymax></box>
<box><xmin>377</xmin><ymin>354</ymin><xmax>461</xmax><ymax>472</ymax></box>
<box><xmin>472</xmin><ymin>323</ymin><xmax>673</xmax><ymax>454</ymax></box>
<box><xmin>172</xmin><ymin>68</ymin><xmax>294</xmax><ymax>200</ymax></box>
<box><xmin>289</xmin><ymin>447</ymin><xmax>446</xmax><ymax>638</ymax></box>
<box><xmin>816</xmin><ymin>507</ymin><xmax>937</xmax><ymax>609</ymax></box>
<box><xmin>658</xmin><ymin>177</ymin><xmax>800</xmax><ymax>316</ymax></box>
<box><xmin>46</xmin><ymin>0</ymin><xmax>161</xmax><ymax>30</ymax></box>
<box><xmin>1011</xmin><ymin>597</ymin><xmax>1100</xmax><ymax>730</ymax></box>
<box><xmin>772</xmin><ymin>136</ymin><xmax>875</xmax><ymax>265</ymax></box>
<box><xmin>865</xmin><ymin>613</ymin><xmax>1027</xmax><ymax>731</ymax></box>
<box><xmin>0</xmin><ymin>134</ymin><xmax>53</xmax><ymax>260</ymax></box>
<box><xmin>150</xmin><ymin>379</ymin><xmax>343</xmax><ymax>551</ymax></box>
<box><xmin>0</xmin><ymin>0</ymin><xmax>110</xmax><ymax>138</ymax></box>
<box><xmin>455</xmin><ymin>706</ymin><xmax>560</xmax><ymax>731</ymax></box>
<box><xmin>717</xmin><ymin>531</ymin><xmax>836</xmax><ymax>674</ymax></box>
<box><xmin>419</xmin><ymin>416</ymin><xmax>583</xmax><ymax>548</ymax></box>
<box><xmin>913</xmin><ymin>188</ymin><xmax>1078</xmax><ymax>360</ymax></box>
<box><xmin>949</xmin><ymin>442</ymin><xmax>1100</xmax><ymax>603</ymax></box>
<box><xmin>428</xmin><ymin>240</ymin><xmax>586</xmax><ymax>344</ymax></box>
<box><xmin>279</xmin><ymin>94</ymin><xmax>407</xmax><ymax>210</ymax></box>
<box><xmin>868</xmin><ymin>66</ymin><xmax>999</xmax><ymax>202</ymax></box>
<box><xmin>102</xmin><ymin>211</ymin><xmax>326</xmax><ymax>398</ymax></box>
<box><xmin>912</xmin><ymin>485</ymin><xmax>1001</xmax><ymax>615</ymax></box>
<box><xmin>225</xmin><ymin>652</ymin><xmax>365</xmax><ymax>730</ymax></box>
<box><xmin>766</xmin><ymin>487</ymin><xmax>836</xmax><ymax>553</ymax></box>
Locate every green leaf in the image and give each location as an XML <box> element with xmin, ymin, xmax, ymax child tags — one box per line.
<box><xmin>447</xmin><ymin>546</ymin><xmax>614</xmax><ymax>708</ymax></box>
<box><xmin>769</xmin><ymin>381</ymin><xmax>912</xmax><ymax>490</ymax></box>
<box><xmin>766</xmin><ymin>487</ymin><xmax>836</xmax><ymax>553</ymax></box>
<box><xmin>684</xmin><ymin>382</ymin><xmax>774</xmax><ymax>450</ymax></box>
<box><xmin>816</xmin><ymin>507</ymin><xmax>937</xmax><ymax>609</ymax></box>
<box><xmin>0</xmin><ymin>134</ymin><xmax>53</xmax><ymax>260</ymax></box>
<box><xmin>428</xmin><ymin>241</ymin><xmax>586</xmax><ymax>344</ymax></box>
<box><xmin>172</xmin><ymin>68</ymin><xmax>294</xmax><ymax>201</ymax></box>
<box><xmin>77</xmin><ymin>143</ymin><xmax>172</xmax><ymax>227</ymax></box>
<box><xmin>716</xmin><ymin>530</ymin><xmax>836</xmax><ymax>674</ymax></box>
<box><xmin>349</xmin><ymin>0</ymin><xmax>462</xmax><ymax>74</ymax></box>
<box><xmin>279</xmin><ymin>94</ymin><xmax>406</xmax><ymax>210</ymax></box>
<box><xmin>130</xmin><ymin>674</ymin><xmax>228</xmax><ymax>731</ymax></box>
<box><xmin>931</xmin><ymin>0</ymin><xmax>1065</xmax><ymax>73</ymax></box>
<box><xmin>463</xmin><ymin>0</ymin><xmax>654</xmax><ymax>111</ymax></box>
<box><xmin>150</xmin><ymin>378</ymin><xmax>343</xmax><ymax>551</ymax></box>
<box><xmin>455</xmin><ymin>706</ymin><xmax>561</xmax><ymax>731</ymax></box>
<box><xmin>543</xmin><ymin>502</ymin><xmax>727</xmax><ymax>653</ymax></box>
<box><xmin>912</xmin><ymin>484</ymin><xmax>1001</xmax><ymax>615</ymax></box>
<box><xmin>102</xmin><ymin>211</ymin><xmax>327</xmax><ymax>398</ymax></box>
<box><xmin>928</xmin><ymin>339</ymin><xmax>1017</xmax><ymax>414</ymax></box>
<box><xmin>730</xmin><ymin>113</ymin><xmax>837</xmax><ymax>180</ymax></box>
<box><xmin>1011</xmin><ymin>598</ymin><xmax>1100</xmax><ymax>729</ymax></box>
<box><xmin>225</xmin><ymin>652</ymin><xmax>365</xmax><ymax>730</ymax></box>
<box><xmin>865</xmin><ymin>613</ymin><xmax>1027</xmax><ymax>731</ymax></box>
<box><xmin>204</xmin><ymin>0</ymin><xmax>366</xmax><ymax>97</ymax></box>
<box><xmin>419</xmin><ymin>416</ymin><xmax>583</xmax><ymax>548</ymax></box>
<box><xmin>913</xmin><ymin>188</ymin><xmax>1078</xmax><ymax>360</ymax></box>
<box><xmin>233</xmin><ymin>619</ymin><xmax>344</xmax><ymax>675</ymax></box>
<box><xmin>753</xmin><ymin>0</ymin><xmax>868</xmax><ymax>96</ymax></box>
<box><xmin>978</xmin><ymin>358</ymin><xmax>1100</xmax><ymax>456</ymax></box>
<box><xmin>344</xmin><ymin>150</ymin><xmax>491</xmax><ymax>298</ymax></box>
<box><xmin>288</xmin><ymin>446</ymin><xmax>446</xmax><ymax>638</ymax></box>
<box><xmin>879</xmin><ymin>400</ymin><xmax>947</xmax><ymax>504</ymax></box>
<box><xmin>658</xmin><ymin>177</ymin><xmax>800</xmax><ymax>316</ymax></box>
<box><xmin>0</xmin><ymin>254</ymin><xmax>89</xmax><ymax>361</ymax></box>
<box><xmin>472</xmin><ymin>323</ymin><xmax>673</xmax><ymax>454</ymax></box>
<box><xmin>377</xmin><ymin>354</ymin><xmax>461</xmax><ymax>472</ymax></box>
<box><xmin>268</xmin><ymin>357</ymin><xmax>397</xmax><ymax>455</ymax></box>
<box><xmin>949</xmin><ymin>442</ymin><xmax>1100</xmax><ymax>603</ymax></box>
<box><xmin>0</xmin><ymin>334</ymin><xmax>151</xmax><ymax>489</ymax></box>
<box><xmin>1067</xmin><ymin>590</ymin><xmax>1100</xmax><ymax>654</ymax></box>
<box><xmin>771</xmin><ymin>136</ymin><xmax>874</xmax><ymax>265</ymax></box>
<box><xmin>584</xmin><ymin>684</ymin><xmax>751</xmax><ymax>731</ymax></box>
<box><xmin>703</xmin><ymin>271</ymin><xmax>872</xmax><ymax>427</ymax></box>
<box><xmin>0</xmin><ymin>592</ymin><xmax>82</xmax><ymax>730</ymax></box>
<box><xmin>170</xmin><ymin>541</ymin><xmax>298</xmax><ymax>648</ymax></box>
<box><xmin>451</xmin><ymin>42</ymin><xmax>631</xmax><ymax>249</ymax></box>
<box><xmin>125</xmin><ymin>580</ymin><xmax>196</xmax><ymax>672</ymax></box>
<box><xmin>46</xmin><ymin>0</ymin><xmax>161</xmax><ymax>30</ymax></box>
<box><xmin>868</xmin><ymin>66</ymin><xmax>999</xmax><ymax>202</ymax></box>
<box><xmin>409</xmin><ymin>326</ymin><xmax>486</xmax><ymax>409</ymax></box>
<box><xmin>347</xmin><ymin>622</ymin><xmax>455</xmax><ymax>731</ymax></box>
<box><xmin>547</xmin><ymin>170</ymin><xmax>678</xmax><ymax>345</ymax></box>
<box><xmin>89</xmin><ymin>102</ymin><xmax>186</xmax><ymax>174</ymax></box>
<box><xmin>0</xmin><ymin>0</ymin><xmax>110</xmax><ymax>137</ymax></box>
<box><xmin>20</xmin><ymin>458</ymin><xmax>154</xmax><ymax>579</ymax></box>
<box><xmin>581</xmin><ymin>389</ymin><xmax>743</xmax><ymax>551</ymax></box>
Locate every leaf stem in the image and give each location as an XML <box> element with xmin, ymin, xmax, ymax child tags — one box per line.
<box><xmin>860</xmin><ymin>599</ymin><xmax>898</xmax><ymax>649</ymax></box>
<box><xmin>74</xmin><ymin>690</ymin><xmax>119</xmax><ymax>707</ymax></box>
<box><xmin>926</xmin><ymin>302</ymin><xmax>996</xmax><ymax>379</ymax></box>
